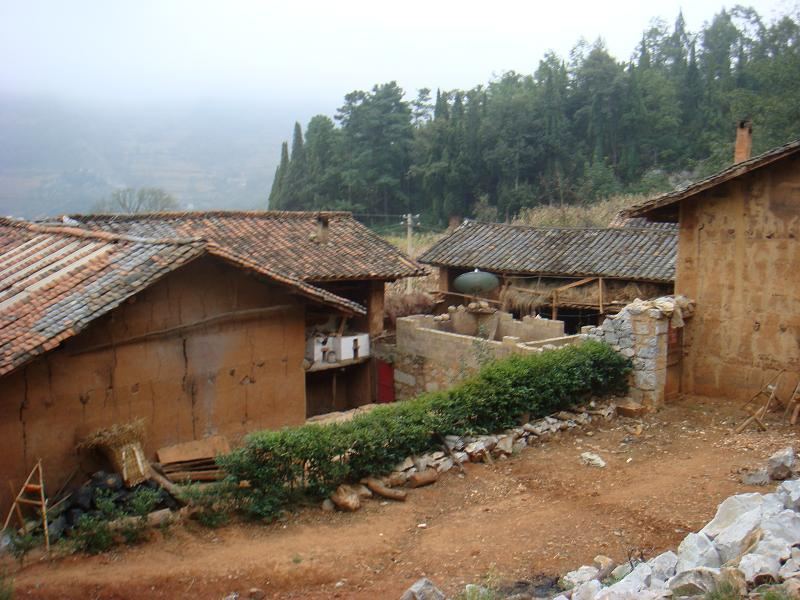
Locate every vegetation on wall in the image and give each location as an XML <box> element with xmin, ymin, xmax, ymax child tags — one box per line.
<box><xmin>219</xmin><ymin>341</ymin><xmax>631</xmax><ymax>520</ymax></box>
<box><xmin>268</xmin><ymin>7</ymin><xmax>800</xmax><ymax>224</ymax></box>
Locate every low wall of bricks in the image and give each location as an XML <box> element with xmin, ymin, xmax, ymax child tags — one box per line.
<box><xmin>393</xmin><ymin>314</ymin><xmax>580</xmax><ymax>399</ymax></box>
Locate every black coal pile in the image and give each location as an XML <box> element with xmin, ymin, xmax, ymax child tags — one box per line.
<box><xmin>46</xmin><ymin>471</ymin><xmax>180</xmax><ymax>541</ymax></box>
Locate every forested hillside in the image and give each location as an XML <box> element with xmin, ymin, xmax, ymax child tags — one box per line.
<box><xmin>268</xmin><ymin>7</ymin><xmax>800</xmax><ymax>224</ymax></box>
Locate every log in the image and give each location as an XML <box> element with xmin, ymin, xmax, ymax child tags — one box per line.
<box><xmin>148</xmin><ymin>466</ymin><xmax>188</xmax><ymax>506</ymax></box>
<box><xmin>363</xmin><ymin>477</ymin><xmax>407</xmax><ymax>501</ymax></box>
<box><xmin>408</xmin><ymin>469</ymin><xmax>439</xmax><ymax>488</ymax></box>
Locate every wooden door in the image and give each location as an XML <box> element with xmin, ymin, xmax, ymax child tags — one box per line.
<box><xmin>665</xmin><ymin>324</ymin><xmax>683</xmax><ymax>400</ymax></box>
<box><xmin>377</xmin><ymin>360</ymin><xmax>395</xmax><ymax>404</ymax></box>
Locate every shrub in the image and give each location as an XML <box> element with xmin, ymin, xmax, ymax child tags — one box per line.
<box><xmin>0</xmin><ymin>571</ymin><xmax>12</xmax><ymax>600</ymax></box>
<box><xmin>182</xmin><ymin>483</ymin><xmax>235</xmax><ymax>528</ymax></box>
<box><xmin>6</xmin><ymin>531</ymin><xmax>38</xmax><ymax>567</ymax></box>
<box><xmin>220</xmin><ymin>341</ymin><xmax>630</xmax><ymax>521</ymax></box>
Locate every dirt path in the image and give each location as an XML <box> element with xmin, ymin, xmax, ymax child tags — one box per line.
<box><xmin>7</xmin><ymin>396</ymin><xmax>798</xmax><ymax>600</ymax></box>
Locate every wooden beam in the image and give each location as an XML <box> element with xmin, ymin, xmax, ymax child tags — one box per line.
<box><xmin>554</xmin><ymin>277</ymin><xmax>598</xmax><ymax>293</ymax></box>
<box><xmin>598</xmin><ymin>277</ymin><xmax>604</xmax><ymax>314</ymax></box>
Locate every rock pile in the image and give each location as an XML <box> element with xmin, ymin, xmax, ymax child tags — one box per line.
<box><xmin>327</xmin><ymin>401</ymin><xmax>619</xmax><ymax>512</ymax></box>
<box><xmin>552</xmin><ymin>476</ymin><xmax>800</xmax><ymax>598</ymax></box>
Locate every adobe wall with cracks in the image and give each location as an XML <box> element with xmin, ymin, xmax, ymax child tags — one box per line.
<box><xmin>0</xmin><ymin>256</ymin><xmax>309</xmax><ymax>517</ymax></box>
<box><xmin>392</xmin><ymin>313</ymin><xmax>579</xmax><ymax>399</ymax></box>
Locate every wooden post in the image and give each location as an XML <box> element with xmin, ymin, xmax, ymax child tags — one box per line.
<box><xmin>551</xmin><ymin>291</ymin><xmax>558</xmax><ymax>320</ymax></box>
<box><xmin>598</xmin><ymin>277</ymin><xmax>604</xmax><ymax>314</ymax></box>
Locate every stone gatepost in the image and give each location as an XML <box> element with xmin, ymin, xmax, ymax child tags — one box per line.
<box><xmin>583</xmin><ymin>297</ymin><xmax>686</xmax><ymax>409</ymax></box>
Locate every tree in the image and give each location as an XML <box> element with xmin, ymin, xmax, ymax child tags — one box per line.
<box><xmin>93</xmin><ymin>188</ymin><xmax>180</xmax><ymax>213</ymax></box>
<box><xmin>268</xmin><ymin>141</ymin><xmax>290</xmax><ymax>209</ymax></box>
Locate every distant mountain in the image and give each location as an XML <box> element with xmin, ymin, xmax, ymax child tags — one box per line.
<box><xmin>0</xmin><ymin>95</ymin><xmax>310</xmax><ymax>218</ymax></box>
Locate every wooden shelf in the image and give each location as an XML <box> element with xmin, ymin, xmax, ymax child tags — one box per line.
<box><xmin>305</xmin><ymin>356</ymin><xmax>369</xmax><ymax>373</ymax></box>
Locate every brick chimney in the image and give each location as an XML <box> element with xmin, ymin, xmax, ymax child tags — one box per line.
<box><xmin>314</xmin><ymin>214</ymin><xmax>330</xmax><ymax>244</ymax></box>
<box><xmin>734</xmin><ymin>120</ymin><xmax>752</xmax><ymax>164</ymax></box>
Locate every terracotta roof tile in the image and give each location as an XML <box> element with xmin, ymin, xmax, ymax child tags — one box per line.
<box><xmin>65</xmin><ymin>211</ymin><xmax>427</xmax><ymax>282</ymax></box>
<box><xmin>419</xmin><ymin>221</ymin><xmax>676</xmax><ymax>283</ymax></box>
<box><xmin>0</xmin><ymin>217</ymin><xmax>366</xmax><ymax>377</ymax></box>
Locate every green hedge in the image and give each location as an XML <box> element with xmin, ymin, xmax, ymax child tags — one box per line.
<box><xmin>218</xmin><ymin>340</ymin><xmax>630</xmax><ymax>520</ymax></box>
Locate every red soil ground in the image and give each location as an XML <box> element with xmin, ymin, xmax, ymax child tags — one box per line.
<box><xmin>6</xmin><ymin>396</ymin><xmax>797</xmax><ymax>600</ymax></box>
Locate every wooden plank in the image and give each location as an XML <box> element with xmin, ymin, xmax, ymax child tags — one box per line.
<box><xmin>156</xmin><ymin>435</ymin><xmax>230</xmax><ymax>465</ymax></box>
<box><xmin>166</xmin><ymin>470</ymin><xmax>223</xmax><ymax>482</ymax></box>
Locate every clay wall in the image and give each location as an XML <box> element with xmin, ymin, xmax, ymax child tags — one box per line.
<box><xmin>676</xmin><ymin>155</ymin><xmax>800</xmax><ymax>399</ymax></box>
<box><xmin>0</xmin><ymin>257</ymin><xmax>309</xmax><ymax>509</ymax></box>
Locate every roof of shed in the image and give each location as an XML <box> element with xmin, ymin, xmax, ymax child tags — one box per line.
<box><xmin>64</xmin><ymin>211</ymin><xmax>426</xmax><ymax>282</ymax></box>
<box><xmin>418</xmin><ymin>221</ymin><xmax>676</xmax><ymax>282</ymax></box>
<box><xmin>625</xmin><ymin>138</ymin><xmax>800</xmax><ymax>220</ymax></box>
<box><xmin>0</xmin><ymin>218</ymin><xmax>364</xmax><ymax>377</ymax></box>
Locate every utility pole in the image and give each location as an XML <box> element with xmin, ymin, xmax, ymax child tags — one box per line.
<box><xmin>404</xmin><ymin>213</ymin><xmax>419</xmax><ymax>294</ymax></box>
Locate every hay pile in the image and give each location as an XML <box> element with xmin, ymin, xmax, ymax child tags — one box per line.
<box><xmin>78</xmin><ymin>419</ymin><xmax>150</xmax><ymax>486</ymax></box>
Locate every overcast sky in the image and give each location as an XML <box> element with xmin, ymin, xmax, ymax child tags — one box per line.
<box><xmin>0</xmin><ymin>0</ymin><xmax>796</xmax><ymax>117</ymax></box>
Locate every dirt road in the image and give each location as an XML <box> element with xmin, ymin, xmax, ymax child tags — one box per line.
<box><xmin>7</xmin><ymin>396</ymin><xmax>797</xmax><ymax>599</ymax></box>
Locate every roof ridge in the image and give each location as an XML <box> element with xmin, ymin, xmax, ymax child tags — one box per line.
<box><xmin>0</xmin><ymin>216</ymin><xmax>202</xmax><ymax>246</ymax></box>
<box><xmin>66</xmin><ymin>210</ymin><xmax>354</xmax><ymax>221</ymax></box>
<box><xmin>462</xmin><ymin>220</ymin><xmax>677</xmax><ymax>236</ymax></box>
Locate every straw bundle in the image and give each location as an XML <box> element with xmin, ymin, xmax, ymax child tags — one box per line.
<box><xmin>78</xmin><ymin>419</ymin><xmax>150</xmax><ymax>487</ymax></box>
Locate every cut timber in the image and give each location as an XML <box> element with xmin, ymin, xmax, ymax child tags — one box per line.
<box><xmin>156</xmin><ymin>435</ymin><xmax>230</xmax><ymax>465</ymax></box>
<box><xmin>165</xmin><ymin>470</ymin><xmax>223</xmax><ymax>482</ymax></box>
<box><xmin>363</xmin><ymin>477</ymin><xmax>407</xmax><ymax>501</ymax></box>
<box><xmin>408</xmin><ymin>469</ymin><xmax>439</xmax><ymax>488</ymax></box>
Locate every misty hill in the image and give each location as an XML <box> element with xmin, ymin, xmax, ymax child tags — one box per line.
<box><xmin>0</xmin><ymin>96</ymin><xmax>297</xmax><ymax>218</ymax></box>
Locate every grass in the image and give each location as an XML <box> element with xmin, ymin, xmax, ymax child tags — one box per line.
<box><xmin>703</xmin><ymin>581</ymin><xmax>741</xmax><ymax>600</ymax></box>
<box><xmin>513</xmin><ymin>194</ymin><xmax>647</xmax><ymax>228</ymax></box>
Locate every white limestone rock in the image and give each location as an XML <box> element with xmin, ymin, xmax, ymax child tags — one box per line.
<box><xmin>778</xmin><ymin>558</ymin><xmax>800</xmax><ymax>580</ymax></box>
<box><xmin>768</xmin><ymin>447</ymin><xmax>796</xmax><ymax>481</ymax></box>
<box><xmin>738</xmin><ymin>552</ymin><xmax>780</xmax><ymax>585</ymax></box>
<box><xmin>700</xmin><ymin>493</ymin><xmax>766</xmax><ymax>539</ymax></box>
<box><xmin>778</xmin><ymin>479</ymin><xmax>800</xmax><ymax>511</ymax></box>
<box><xmin>571</xmin><ymin>579</ymin><xmax>602</xmax><ymax>600</ymax></box>
<box><xmin>580</xmin><ymin>452</ymin><xmax>606</xmax><ymax>468</ymax></box>
<box><xmin>667</xmin><ymin>567</ymin><xmax>721</xmax><ymax>596</ymax></box>
<box><xmin>676</xmin><ymin>532</ymin><xmax>722</xmax><ymax>572</ymax></box>
<box><xmin>647</xmin><ymin>551</ymin><xmax>678</xmax><ymax>582</ymax></box>
<box><xmin>399</xmin><ymin>578</ymin><xmax>446</xmax><ymax>600</ymax></box>
<box><xmin>562</xmin><ymin>565</ymin><xmax>600</xmax><ymax>589</ymax></box>
<box><xmin>595</xmin><ymin>562</ymin><xmax>652</xmax><ymax>599</ymax></box>
<box><xmin>714</xmin><ymin>507</ymin><xmax>763</xmax><ymax>563</ymax></box>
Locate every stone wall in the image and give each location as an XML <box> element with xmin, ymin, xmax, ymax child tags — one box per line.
<box><xmin>583</xmin><ymin>296</ymin><xmax>692</xmax><ymax>407</ymax></box>
<box><xmin>392</xmin><ymin>314</ymin><xmax>579</xmax><ymax>399</ymax></box>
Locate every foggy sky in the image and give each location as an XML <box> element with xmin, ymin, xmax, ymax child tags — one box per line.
<box><xmin>0</xmin><ymin>0</ymin><xmax>795</xmax><ymax>120</ymax></box>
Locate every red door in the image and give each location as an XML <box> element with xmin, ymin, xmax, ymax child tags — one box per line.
<box><xmin>377</xmin><ymin>360</ymin><xmax>395</xmax><ymax>403</ymax></box>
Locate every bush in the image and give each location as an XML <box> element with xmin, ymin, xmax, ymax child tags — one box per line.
<box><xmin>6</xmin><ymin>531</ymin><xmax>38</xmax><ymax>567</ymax></box>
<box><xmin>0</xmin><ymin>571</ymin><xmax>12</xmax><ymax>600</ymax></box>
<box><xmin>220</xmin><ymin>341</ymin><xmax>630</xmax><ymax>520</ymax></box>
<box><xmin>72</xmin><ymin>487</ymin><xmax>161</xmax><ymax>553</ymax></box>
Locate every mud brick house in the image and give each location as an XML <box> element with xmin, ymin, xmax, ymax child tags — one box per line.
<box><xmin>625</xmin><ymin>125</ymin><xmax>800</xmax><ymax>400</ymax></box>
<box><xmin>0</xmin><ymin>212</ymin><xmax>422</xmax><ymax>507</ymax></box>
<box><xmin>419</xmin><ymin>222</ymin><xmax>676</xmax><ymax>332</ymax></box>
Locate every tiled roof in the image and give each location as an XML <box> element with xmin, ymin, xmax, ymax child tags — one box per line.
<box><xmin>0</xmin><ymin>218</ymin><xmax>365</xmax><ymax>377</ymax></box>
<box><xmin>608</xmin><ymin>212</ymin><xmax>678</xmax><ymax>231</ymax></box>
<box><xmin>65</xmin><ymin>211</ymin><xmax>426</xmax><ymax>282</ymax></box>
<box><xmin>625</xmin><ymin>138</ymin><xmax>800</xmax><ymax>219</ymax></box>
<box><xmin>418</xmin><ymin>221</ymin><xmax>676</xmax><ymax>283</ymax></box>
